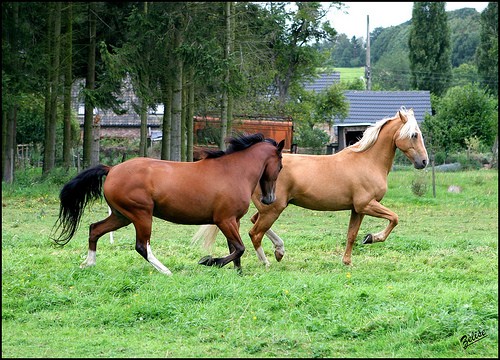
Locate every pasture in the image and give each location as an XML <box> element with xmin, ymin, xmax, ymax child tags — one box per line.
<box><xmin>333</xmin><ymin>67</ymin><xmax>364</xmax><ymax>82</ymax></box>
<box><xmin>2</xmin><ymin>168</ymin><xmax>498</xmax><ymax>357</ymax></box>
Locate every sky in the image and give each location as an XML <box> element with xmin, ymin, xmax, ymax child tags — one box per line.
<box><xmin>325</xmin><ymin>2</ymin><xmax>490</xmax><ymax>39</ymax></box>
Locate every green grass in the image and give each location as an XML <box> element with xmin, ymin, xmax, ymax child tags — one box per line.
<box><xmin>2</xmin><ymin>168</ymin><xmax>498</xmax><ymax>357</ymax></box>
<box><xmin>333</xmin><ymin>67</ymin><xmax>364</xmax><ymax>82</ymax></box>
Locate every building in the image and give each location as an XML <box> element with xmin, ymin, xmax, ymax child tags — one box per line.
<box><xmin>302</xmin><ymin>73</ymin><xmax>432</xmax><ymax>153</ymax></box>
<box><xmin>327</xmin><ymin>90</ymin><xmax>432</xmax><ymax>152</ymax></box>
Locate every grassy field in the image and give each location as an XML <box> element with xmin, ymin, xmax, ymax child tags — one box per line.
<box><xmin>333</xmin><ymin>67</ymin><xmax>364</xmax><ymax>82</ymax></box>
<box><xmin>2</xmin><ymin>167</ymin><xmax>498</xmax><ymax>357</ymax></box>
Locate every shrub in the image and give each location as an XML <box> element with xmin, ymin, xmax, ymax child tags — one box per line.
<box><xmin>411</xmin><ymin>172</ymin><xmax>428</xmax><ymax>196</ymax></box>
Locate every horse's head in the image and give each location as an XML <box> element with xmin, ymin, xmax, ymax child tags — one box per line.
<box><xmin>394</xmin><ymin>108</ymin><xmax>429</xmax><ymax>169</ymax></box>
<box><xmin>259</xmin><ymin>139</ymin><xmax>285</xmax><ymax>205</ymax></box>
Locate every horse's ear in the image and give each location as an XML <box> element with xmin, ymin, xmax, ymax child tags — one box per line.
<box><xmin>277</xmin><ymin>139</ymin><xmax>285</xmax><ymax>153</ymax></box>
<box><xmin>398</xmin><ymin>110</ymin><xmax>408</xmax><ymax>124</ymax></box>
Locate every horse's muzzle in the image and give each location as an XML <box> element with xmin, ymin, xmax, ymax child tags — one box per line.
<box><xmin>414</xmin><ymin>158</ymin><xmax>428</xmax><ymax>169</ymax></box>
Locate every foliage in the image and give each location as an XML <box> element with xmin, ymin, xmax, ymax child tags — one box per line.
<box><xmin>15</xmin><ymin>94</ymin><xmax>46</xmax><ymax>145</ymax></box>
<box><xmin>1</xmin><ymin>169</ymin><xmax>498</xmax><ymax>357</ymax></box>
<box><xmin>287</xmin><ymin>81</ymin><xmax>348</xmax><ymax>149</ymax></box>
<box><xmin>409</xmin><ymin>2</ymin><xmax>452</xmax><ymax>96</ymax></box>
<box><xmin>448</xmin><ymin>8</ymin><xmax>482</xmax><ymax>67</ymax></box>
<box><xmin>422</xmin><ymin>83</ymin><xmax>498</xmax><ymax>155</ymax></box>
<box><xmin>326</xmin><ymin>33</ymin><xmax>366</xmax><ymax>67</ymax></box>
<box><xmin>476</xmin><ymin>2</ymin><xmax>498</xmax><ymax>96</ymax></box>
<box><xmin>294</xmin><ymin>124</ymin><xmax>330</xmax><ymax>151</ymax></box>
<box><xmin>15</xmin><ymin>93</ymin><xmax>80</xmax><ymax>151</ymax></box>
<box><xmin>371</xmin><ymin>50</ymin><xmax>411</xmax><ymax>90</ymax></box>
<box><xmin>262</xmin><ymin>2</ymin><xmax>340</xmax><ymax>104</ymax></box>
<box><xmin>450</xmin><ymin>63</ymin><xmax>479</xmax><ymax>87</ymax></box>
<box><xmin>411</xmin><ymin>171</ymin><xmax>428</xmax><ymax>196</ymax></box>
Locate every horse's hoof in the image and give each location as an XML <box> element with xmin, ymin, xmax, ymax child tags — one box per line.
<box><xmin>274</xmin><ymin>250</ymin><xmax>284</xmax><ymax>262</ymax></box>
<box><xmin>198</xmin><ymin>255</ymin><xmax>213</xmax><ymax>266</ymax></box>
<box><xmin>362</xmin><ymin>234</ymin><xmax>373</xmax><ymax>244</ymax></box>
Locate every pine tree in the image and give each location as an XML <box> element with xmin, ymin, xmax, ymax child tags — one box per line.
<box><xmin>408</xmin><ymin>2</ymin><xmax>452</xmax><ymax>96</ymax></box>
<box><xmin>476</xmin><ymin>2</ymin><xmax>498</xmax><ymax>96</ymax></box>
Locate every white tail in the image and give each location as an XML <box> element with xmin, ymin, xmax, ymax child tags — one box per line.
<box><xmin>191</xmin><ymin>224</ymin><xmax>220</xmax><ymax>250</ymax></box>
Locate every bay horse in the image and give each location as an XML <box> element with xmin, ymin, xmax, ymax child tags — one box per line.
<box><xmin>51</xmin><ymin>133</ymin><xmax>285</xmax><ymax>275</ymax></box>
<box><xmin>194</xmin><ymin>107</ymin><xmax>428</xmax><ymax>267</ymax></box>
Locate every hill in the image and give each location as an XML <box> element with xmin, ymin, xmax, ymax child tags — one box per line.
<box><xmin>326</xmin><ymin>7</ymin><xmax>483</xmax><ymax>70</ymax></box>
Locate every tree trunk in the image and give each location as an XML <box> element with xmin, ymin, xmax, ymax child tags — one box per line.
<box><xmin>91</xmin><ymin>115</ymin><xmax>100</xmax><ymax>165</ymax></box>
<box><xmin>83</xmin><ymin>2</ymin><xmax>96</xmax><ymax>168</ymax></box>
<box><xmin>2</xmin><ymin>3</ymin><xmax>19</xmax><ymax>183</ymax></box>
<box><xmin>3</xmin><ymin>108</ymin><xmax>17</xmax><ymax>183</ymax></box>
<box><xmin>161</xmin><ymin>82</ymin><xmax>172</xmax><ymax>160</ymax></box>
<box><xmin>139</xmin><ymin>2</ymin><xmax>149</xmax><ymax>158</ymax></box>
<box><xmin>43</xmin><ymin>2</ymin><xmax>62</xmax><ymax>175</ymax></box>
<box><xmin>220</xmin><ymin>2</ymin><xmax>232</xmax><ymax>150</ymax></box>
<box><xmin>187</xmin><ymin>67</ymin><xmax>194</xmax><ymax>162</ymax></box>
<box><xmin>181</xmin><ymin>72</ymin><xmax>187</xmax><ymax>161</ymax></box>
<box><xmin>62</xmin><ymin>2</ymin><xmax>73</xmax><ymax>170</ymax></box>
<box><xmin>139</xmin><ymin>102</ymin><xmax>148</xmax><ymax>157</ymax></box>
<box><xmin>171</xmin><ymin>30</ymin><xmax>183</xmax><ymax>162</ymax></box>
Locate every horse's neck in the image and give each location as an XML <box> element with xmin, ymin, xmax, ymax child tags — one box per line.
<box><xmin>232</xmin><ymin>145</ymin><xmax>269</xmax><ymax>179</ymax></box>
<box><xmin>365</xmin><ymin>119</ymin><xmax>400</xmax><ymax>174</ymax></box>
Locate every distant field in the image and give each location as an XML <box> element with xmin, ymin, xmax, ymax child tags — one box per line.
<box><xmin>333</xmin><ymin>67</ymin><xmax>364</xmax><ymax>82</ymax></box>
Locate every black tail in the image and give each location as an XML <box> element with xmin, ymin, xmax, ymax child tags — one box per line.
<box><xmin>51</xmin><ymin>164</ymin><xmax>110</xmax><ymax>246</ymax></box>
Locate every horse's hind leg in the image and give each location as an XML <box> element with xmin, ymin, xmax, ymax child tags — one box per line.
<box><xmin>199</xmin><ymin>218</ymin><xmax>245</xmax><ymax>272</ymax></box>
<box><xmin>81</xmin><ymin>212</ymin><xmax>131</xmax><ymax>269</ymax></box>
<box><xmin>342</xmin><ymin>210</ymin><xmax>364</xmax><ymax>266</ymax></box>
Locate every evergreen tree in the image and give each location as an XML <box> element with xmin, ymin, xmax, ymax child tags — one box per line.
<box><xmin>476</xmin><ymin>2</ymin><xmax>498</xmax><ymax>96</ymax></box>
<box><xmin>408</xmin><ymin>2</ymin><xmax>452</xmax><ymax>96</ymax></box>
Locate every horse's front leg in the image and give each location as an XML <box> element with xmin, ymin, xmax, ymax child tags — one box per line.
<box><xmin>81</xmin><ymin>213</ymin><xmax>130</xmax><ymax>269</ymax></box>
<box><xmin>358</xmin><ymin>199</ymin><xmax>399</xmax><ymax>244</ymax></box>
<box><xmin>342</xmin><ymin>210</ymin><xmax>364</xmax><ymax>266</ymax></box>
<box><xmin>198</xmin><ymin>218</ymin><xmax>245</xmax><ymax>273</ymax></box>
<box><xmin>249</xmin><ymin>196</ymin><xmax>288</xmax><ymax>265</ymax></box>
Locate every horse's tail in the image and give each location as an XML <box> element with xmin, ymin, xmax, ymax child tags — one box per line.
<box><xmin>191</xmin><ymin>224</ymin><xmax>220</xmax><ymax>250</ymax></box>
<box><xmin>51</xmin><ymin>164</ymin><xmax>111</xmax><ymax>246</ymax></box>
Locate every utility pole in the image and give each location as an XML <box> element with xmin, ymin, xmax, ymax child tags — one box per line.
<box><xmin>365</xmin><ymin>15</ymin><xmax>371</xmax><ymax>90</ymax></box>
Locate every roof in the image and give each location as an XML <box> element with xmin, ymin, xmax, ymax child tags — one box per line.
<box><xmin>337</xmin><ymin>90</ymin><xmax>432</xmax><ymax>125</ymax></box>
<box><xmin>302</xmin><ymin>72</ymin><xmax>341</xmax><ymax>93</ymax></box>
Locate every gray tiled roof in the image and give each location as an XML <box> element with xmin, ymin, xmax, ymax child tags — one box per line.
<box><xmin>337</xmin><ymin>90</ymin><xmax>432</xmax><ymax>125</ymax></box>
<box><xmin>303</xmin><ymin>72</ymin><xmax>341</xmax><ymax>92</ymax></box>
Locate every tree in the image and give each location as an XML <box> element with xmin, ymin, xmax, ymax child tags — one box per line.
<box><xmin>2</xmin><ymin>2</ymin><xmax>20</xmax><ymax>183</ymax></box>
<box><xmin>265</xmin><ymin>2</ymin><xmax>339</xmax><ymax>105</ymax></box>
<box><xmin>220</xmin><ymin>1</ymin><xmax>234</xmax><ymax>151</ymax></box>
<box><xmin>287</xmin><ymin>82</ymin><xmax>349</xmax><ymax>149</ymax></box>
<box><xmin>82</xmin><ymin>2</ymin><xmax>97</xmax><ymax>168</ymax></box>
<box><xmin>422</xmin><ymin>83</ymin><xmax>498</xmax><ymax>156</ymax></box>
<box><xmin>476</xmin><ymin>2</ymin><xmax>498</xmax><ymax>96</ymax></box>
<box><xmin>42</xmin><ymin>2</ymin><xmax>62</xmax><ymax>175</ymax></box>
<box><xmin>408</xmin><ymin>2</ymin><xmax>452</xmax><ymax>96</ymax></box>
<box><xmin>62</xmin><ymin>2</ymin><xmax>74</xmax><ymax>169</ymax></box>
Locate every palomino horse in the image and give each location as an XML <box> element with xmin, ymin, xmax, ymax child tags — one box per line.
<box><xmin>52</xmin><ymin>133</ymin><xmax>285</xmax><ymax>275</ymax></box>
<box><xmin>195</xmin><ymin>107</ymin><xmax>428</xmax><ymax>267</ymax></box>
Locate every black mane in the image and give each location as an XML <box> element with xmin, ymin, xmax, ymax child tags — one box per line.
<box><xmin>203</xmin><ymin>133</ymin><xmax>277</xmax><ymax>159</ymax></box>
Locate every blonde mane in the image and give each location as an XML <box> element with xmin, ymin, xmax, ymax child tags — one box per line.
<box><xmin>350</xmin><ymin>107</ymin><xmax>419</xmax><ymax>152</ymax></box>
